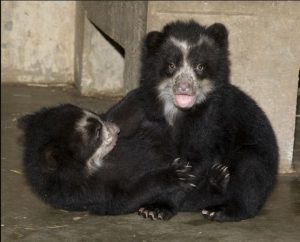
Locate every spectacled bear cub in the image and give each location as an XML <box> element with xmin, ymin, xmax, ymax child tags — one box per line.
<box><xmin>19</xmin><ymin>104</ymin><xmax>223</xmax><ymax>215</ymax></box>
<box><xmin>109</xmin><ymin>20</ymin><xmax>278</xmax><ymax>222</ymax></box>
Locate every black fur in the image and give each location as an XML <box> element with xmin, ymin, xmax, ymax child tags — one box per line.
<box><xmin>19</xmin><ymin>20</ymin><xmax>278</xmax><ymax>222</ymax></box>
<box><xmin>18</xmin><ymin>104</ymin><xmax>199</xmax><ymax>216</ymax></box>
<box><xmin>109</xmin><ymin>20</ymin><xmax>278</xmax><ymax>222</ymax></box>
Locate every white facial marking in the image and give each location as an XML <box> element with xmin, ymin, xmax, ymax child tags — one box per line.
<box><xmin>76</xmin><ymin>111</ymin><xmax>102</xmax><ymax>139</ymax></box>
<box><xmin>158</xmin><ymin>79</ymin><xmax>181</xmax><ymax>126</ymax></box>
<box><xmin>157</xmin><ymin>37</ymin><xmax>215</xmax><ymax>125</ymax></box>
<box><xmin>86</xmin><ymin>146</ymin><xmax>105</xmax><ymax>173</ymax></box>
<box><xmin>76</xmin><ymin>110</ymin><xmax>118</xmax><ymax>173</ymax></box>
<box><xmin>76</xmin><ymin>112</ymin><xmax>89</xmax><ymax>133</ymax></box>
<box><xmin>170</xmin><ymin>35</ymin><xmax>213</xmax><ymax>55</ymax></box>
<box><xmin>198</xmin><ymin>35</ymin><xmax>214</xmax><ymax>46</ymax></box>
<box><xmin>170</xmin><ymin>38</ymin><xmax>197</xmax><ymax>84</ymax></box>
<box><xmin>195</xmin><ymin>78</ymin><xmax>214</xmax><ymax>104</ymax></box>
<box><xmin>87</xmin><ymin>120</ymin><xmax>118</xmax><ymax>174</ymax></box>
<box><xmin>170</xmin><ymin>37</ymin><xmax>189</xmax><ymax>54</ymax></box>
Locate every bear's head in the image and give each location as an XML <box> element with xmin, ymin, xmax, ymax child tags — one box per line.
<box><xmin>140</xmin><ymin>20</ymin><xmax>230</xmax><ymax>114</ymax></box>
<box><xmin>18</xmin><ymin>104</ymin><xmax>119</xmax><ymax>174</ymax></box>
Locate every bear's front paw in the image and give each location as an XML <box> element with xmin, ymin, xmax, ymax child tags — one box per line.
<box><xmin>172</xmin><ymin>158</ymin><xmax>197</xmax><ymax>191</ymax></box>
<box><xmin>209</xmin><ymin>163</ymin><xmax>230</xmax><ymax>193</ymax></box>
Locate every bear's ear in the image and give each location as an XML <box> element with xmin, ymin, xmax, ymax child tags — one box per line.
<box><xmin>17</xmin><ymin>114</ymin><xmax>34</xmax><ymax>130</ymax></box>
<box><xmin>206</xmin><ymin>23</ymin><xmax>228</xmax><ymax>48</ymax></box>
<box><xmin>43</xmin><ymin>148</ymin><xmax>59</xmax><ymax>172</ymax></box>
<box><xmin>144</xmin><ymin>31</ymin><xmax>165</xmax><ymax>50</ymax></box>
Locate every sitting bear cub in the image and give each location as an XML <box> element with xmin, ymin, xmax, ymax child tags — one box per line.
<box><xmin>109</xmin><ymin>20</ymin><xmax>279</xmax><ymax>222</ymax></box>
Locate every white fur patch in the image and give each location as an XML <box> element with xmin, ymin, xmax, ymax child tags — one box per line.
<box><xmin>76</xmin><ymin>111</ymin><xmax>101</xmax><ymax>137</ymax></box>
<box><xmin>157</xmin><ymin>79</ymin><xmax>181</xmax><ymax>126</ymax></box>
<box><xmin>86</xmin><ymin>146</ymin><xmax>105</xmax><ymax>173</ymax></box>
<box><xmin>170</xmin><ymin>35</ymin><xmax>213</xmax><ymax>54</ymax></box>
<box><xmin>198</xmin><ymin>35</ymin><xmax>214</xmax><ymax>46</ymax></box>
<box><xmin>195</xmin><ymin>78</ymin><xmax>215</xmax><ymax>104</ymax></box>
<box><xmin>170</xmin><ymin>38</ymin><xmax>197</xmax><ymax>83</ymax></box>
<box><xmin>76</xmin><ymin>110</ymin><xmax>117</xmax><ymax>173</ymax></box>
<box><xmin>170</xmin><ymin>37</ymin><xmax>189</xmax><ymax>53</ymax></box>
<box><xmin>157</xmin><ymin>37</ymin><xmax>215</xmax><ymax>125</ymax></box>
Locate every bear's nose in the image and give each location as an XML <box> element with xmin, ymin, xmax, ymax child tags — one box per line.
<box><xmin>173</xmin><ymin>81</ymin><xmax>194</xmax><ymax>95</ymax></box>
<box><xmin>178</xmin><ymin>82</ymin><xmax>191</xmax><ymax>93</ymax></box>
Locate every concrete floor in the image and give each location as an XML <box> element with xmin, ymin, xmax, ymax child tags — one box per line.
<box><xmin>1</xmin><ymin>84</ymin><xmax>300</xmax><ymax>242</ymax></box>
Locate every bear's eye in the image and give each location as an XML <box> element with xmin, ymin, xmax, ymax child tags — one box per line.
<box><xmin>95</xmin><ymin>126</ymin><xmax>102</xmax><ymax>139</ymax></box>
<box><xmin>168</xmin><ymin>63</ymin><xmax>176</xmax><ymax>71</ymax></box>
<box><xmin>195</xmin><ymin>64</ymin><xmax>205</xmax><ymax>73</ymax></box>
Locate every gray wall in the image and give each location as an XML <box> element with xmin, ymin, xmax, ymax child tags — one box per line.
<box><xmin>2</xmin><ymin>1</ymin><xmax>76</xmax><ymax>84</ymax></box>
<box><xmin>1</xmin><ymin>1</ymin><xmax>125</xmax><ymax>94</ymax></box>
<box><xmin>74</xmin><ymin>2</ymin><xmax>125</xmax><ymax>97</ymax></box>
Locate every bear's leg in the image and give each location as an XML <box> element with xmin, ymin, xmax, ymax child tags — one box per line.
<box><xmin>102</xmin><ymin>161</ymin><xmax>196</xmax><ymax>216</ymax></box>
<box><xmin>138</xmin><ymin>160</ymin><xmax>231</xmax><ymax>220</ymax></box>
<box><xmin>138</xmin><ymin>190</ymin><xmax>187</xmax><ymax>220</ymax></box>
<box><xmin>137</xmin><ymin>158</ymin><xmax>197</xmax><ymax>220</ymax></box>
<box><xmin>202</xmin><ymin>148</ymin><xmax>276</xmax><ymax>222</ymax></box>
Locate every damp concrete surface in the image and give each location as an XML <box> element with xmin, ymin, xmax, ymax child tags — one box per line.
<box><xmin>1</xmin><ymin>84</ymin><xmax>300</xmax><ymax>242</ymax></box>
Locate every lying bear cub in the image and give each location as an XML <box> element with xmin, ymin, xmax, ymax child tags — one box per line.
<box><xmin>18</xmin><ymin>104</ymin><xmax>229</xmax><ymax>217</ymax></box>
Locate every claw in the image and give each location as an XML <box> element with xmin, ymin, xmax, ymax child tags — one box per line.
<box><xmin>202</xmin><ymin>209</ymin><xmax>209</xmax><ymax>215</ymax></box>
<box><xmin>158</xmin><ymin>214</ymin><xmax>163</xmax><ymax>220</ymax></box>
<box><xmin>221</xmin><ymin>166</ymin><xmax>228</xmax><ymax>172</ymax></box>
<box><xmin>189</xmin><ymin>183</ymin><xmax>197</xmax><ymax>187</ymax></box>
<box><xmin>174</xmin><ymin>157</ymin><xmax>180</xmax><ymax>163</ymax></box>
<box><xmin>225</xmin><ymin>174</ymin><xmax>230</xmax><ymax>179</ymax></box>
<box><xmin>189</xmin><ymin>174</ymin><xmax>196</xmax><ymax>178</ymax></box>
<box><xmin>179</xmin><ymin>178</ymin><xmax>186</xmax><ymax>181</ymax></box>
<box><xmin>138</xmin><ymin>207</ymin><xmax>145</xmax><ymax>214</ymax></box>
<box><xmin>149</xmin><ymin>211</ymin><xmax>156</xmax><ymax>220</ymax></box>
<box><xmin>143</xmin><ymin>210</ymin><xmax>149</xmax><ymax>218</ymax></box>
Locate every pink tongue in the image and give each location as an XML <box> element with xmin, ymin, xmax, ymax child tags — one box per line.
<box><xmin>174</xmin><ymin>95</ymin><xmax>196</xmax><ymax>108</ymax></box>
